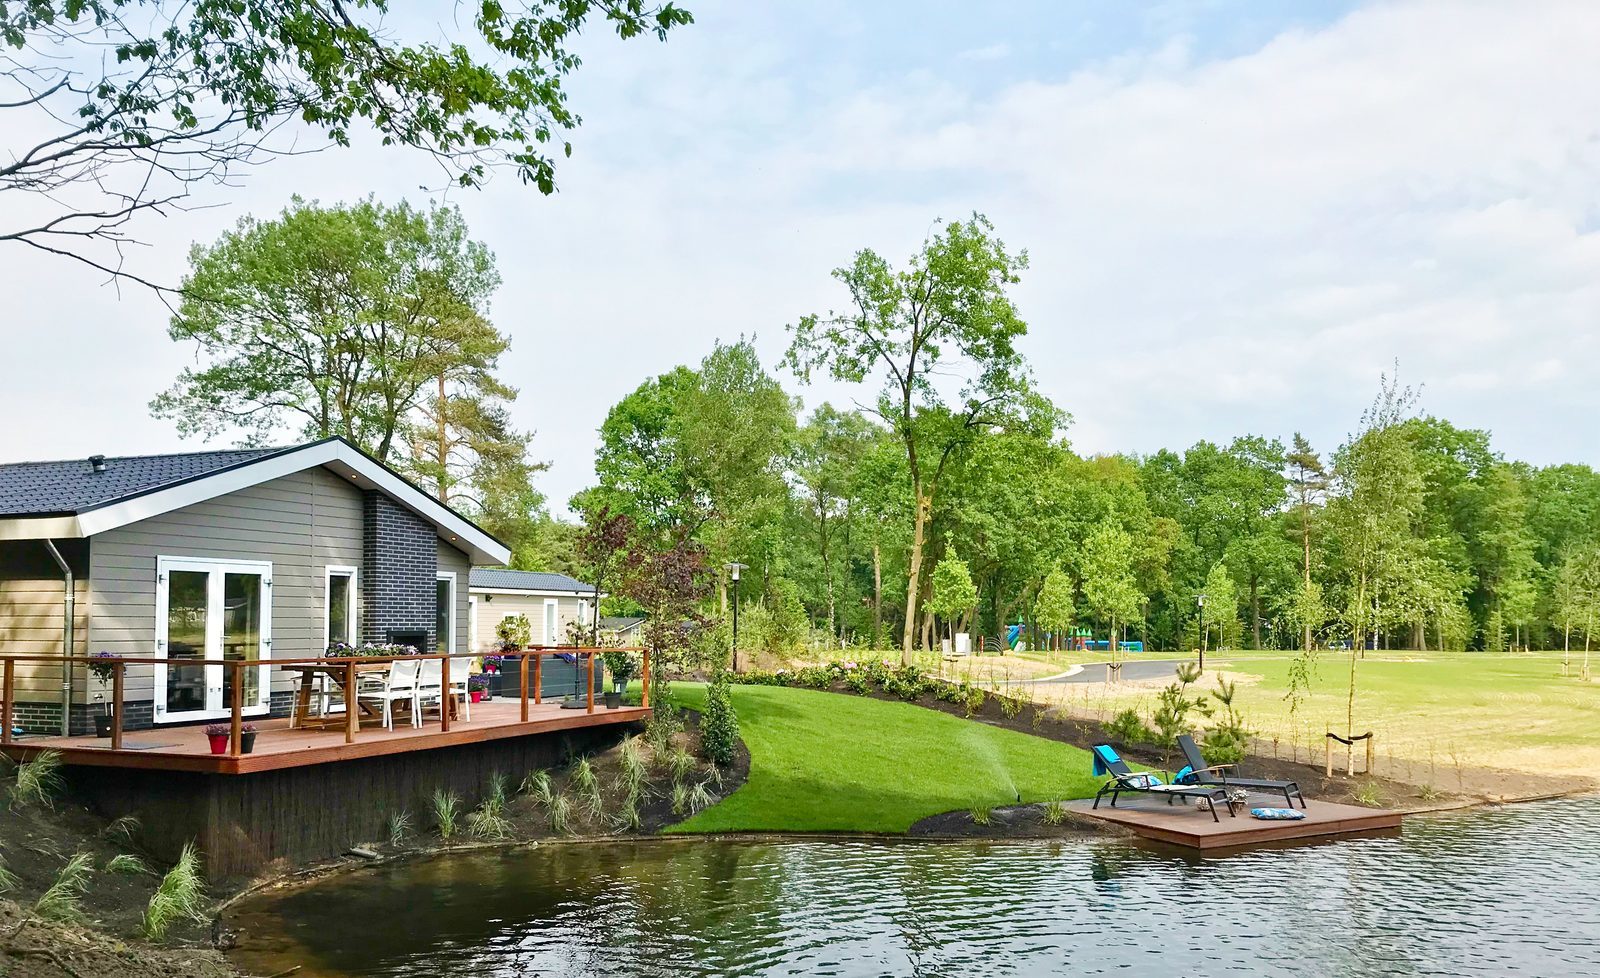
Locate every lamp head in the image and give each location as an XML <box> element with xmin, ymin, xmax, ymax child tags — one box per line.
<box><xmin>725</xmin><ymin>561</ymin><xmax>748</xmax><ymax>582</ymax></box>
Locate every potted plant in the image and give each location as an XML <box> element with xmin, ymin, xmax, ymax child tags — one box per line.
<box><xmin>602</xmin><ymin>650</ymin><xmax>636</xmax><ymax>709</ymax></box>
<box><xmin>204</xmin><ymin>724</ymin><xmax>230</xmax><ymax>754</ymax></box>
<box><xmin>468</xmin><ymin>674</ymin><xmax>491</xmax><ymax>703</ymax></box>
<box><xmin>88</xmin><ymin>652</ymin><xmax>117</xmax><ymax>738</ymax></box>
<box><xmin>240</xmin><ymin>724</ymin><xmax>258</xmax><ymax>754</ymax></box>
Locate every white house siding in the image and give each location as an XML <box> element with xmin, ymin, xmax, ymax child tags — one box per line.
<box><xmin>470</xmin><ymin>592</ymin><xmax>589</xmax><ymax>652</ymax></box>
<box><xmin>86</xmin><ymin>466</ymin><xmax>364</xmax><ymax>702</ymax></box>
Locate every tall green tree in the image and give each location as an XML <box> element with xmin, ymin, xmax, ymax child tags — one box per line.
<box><xmin>1034</xmin><ymin>568</ymin><xmax>1076</xmax><ymax>651</ymax></box>
<box><xmin>927</xmin><ymin>549</ymin><xmax>978</xmax><ymax>645</ymax></box>
<box><xmin>2</xmin><ymin>0</ymin><xmax>692</xmax><ymax>286</ymax></box>
<box><xmin>786</xmin><ymin>214</ymin><xmax>1033</xmax><ymax>661</ymax></box>
<box><xmin>1286</xmin><ymin>433</ymin><xmax>1329</xmax><ymax>652</ymax></box>
<box><xmin>1081</xmin><ymin>521</ymin><xmax>1143</xmax><ymax>674</ymax></box>
<box><xmin>153</xmin><ymin>197</ymin><xmax>504</xmax><ymax>459</ymax></box>
<box><xmin>792</xmin><ymin>404</ymin><xmax>877</xmax><ymax>644</ymax></box>
<box><xmin>1324</xmin><ymin>371</ymin><xmax>1424</xmax><ymax>736</ymax></box>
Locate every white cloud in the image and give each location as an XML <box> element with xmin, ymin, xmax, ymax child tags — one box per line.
<box><xmin>2</xmin><ymin>0</ymin><xmax>1598</xmax><ymax>517</ymax></box>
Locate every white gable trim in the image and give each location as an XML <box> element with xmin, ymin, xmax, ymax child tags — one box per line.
<box><xmin>70</xmin><ymin>439</ymin><xmax>510</xmax><ymax>565</ymax></box>
<box><xmin>0</xmin><ymin>515</ymin><xmax>83</xmax><ymax>540</ymax></box>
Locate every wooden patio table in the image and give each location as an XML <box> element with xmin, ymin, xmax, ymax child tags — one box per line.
<box><xmin>283</xmin><ymin>662</ymin><xmax>388</xmax><ymax>730</ymax></box>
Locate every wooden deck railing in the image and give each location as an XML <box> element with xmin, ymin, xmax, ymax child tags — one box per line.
<box><xmin>0</xmin><ymin>646</ymin><xmax>650</xmax><ymax>756</ymax></box>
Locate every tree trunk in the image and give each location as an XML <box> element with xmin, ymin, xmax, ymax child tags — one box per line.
<box><xmin>1301</xmin><ymin>501</ymin><xmax>1313</xmax><ymax>653</ymax></box>
<box><xmin>900</xmin><ymin>492</ymin><xmax>931</xmax><ymax>663</ymax></box>
<box><xmin>434</xmin><ymin>372</ymin><xmax>448</xmax><ymax>502</ymax></box>
<box><xmin>1250</xmin><ymin>576</ymin><xmax>1261</xmax><ymax>649</ymax></box>
<box><xmin>1348</xmin><ymin>573</ymin><xmax>1364</xmax><ymax>739</ymax></box>
<box><xmin>872</xmin><ymin>539</ymin><xmax>883</xmax><ymax>650</ymax></box>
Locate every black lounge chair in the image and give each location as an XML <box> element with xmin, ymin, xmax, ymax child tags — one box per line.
<box><xmin>1090</xmin><ymin>744</ymin><xmax>1237</xmax><ymax>822</ymax></box>
<box><xmin>1175</xmin><ymin>734</ymin><xmax>1305</xmax><ymax>809</ymax></box>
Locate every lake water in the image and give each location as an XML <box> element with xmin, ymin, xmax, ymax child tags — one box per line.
<box><xmin>228</xmin><ymin>797</ymin><xmax>1600</xmax><ymax>977</ymax></box>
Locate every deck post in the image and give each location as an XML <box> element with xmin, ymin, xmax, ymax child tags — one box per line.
<box><xmin>641</xmin><ymin>647</ymin><xmax>650</xmax><ymax>709</ymax></box>
<box><xmin>519</xmin><ymin>653</ymin><xmax>529</xmax><ymax>722</ymax></box>
<box><xmin>1</xmin><ymin>658</ymin><xmax>13</xmax><ymax>744</ymax></box>
<box><xmin>533</xmin><ymin>653</ymin><xmax>542</xmax><ymax>705</ymax></box>
<box><xmin>345</xmin><ymin>662</ymin><xmax>358</xmax><ymax>744</ymax></box>
<box><xmin>440</xmin><ymin>654</ymin><xmax>451</xmax><ymax>732</ymax></box>
<box><xmin>111</xmin><ymin>660</ymin><xmax>124</xmax><ymax>750</ymax></box>
<box><xmin>230</xmin><ymin>661</ymin><xmax>243</xmax><ymax>756</ymax></box>
<box><xmin>586</xmin><ymin>651</ymin><xmax>595</xmax><ymax>713</ymax></box>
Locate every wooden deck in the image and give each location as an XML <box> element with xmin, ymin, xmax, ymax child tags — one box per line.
<box><xmin>1</xmin><ymin>700</ymin><xmax>650</xmax><ymax>775</ymax></box>
<box><xmin>1069</xmin><ymin>796</ymin><xmax>1402</xmax><ymax>850</ymax></box>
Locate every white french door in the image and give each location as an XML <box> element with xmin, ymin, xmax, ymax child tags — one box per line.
<box><xmin>155</xmin><ymin>556</ymin><xmax>272</xmax><ymax>723</ymax></box>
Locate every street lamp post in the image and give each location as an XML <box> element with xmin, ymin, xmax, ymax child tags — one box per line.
<box><xmin>1196</xmin><ymin>593</ymin><xmax>1208</xmax><ymax>672</ymax></box>
<box><xmin>726</xmin><ymin>562</ymin><xmax>748</xmax><ymax>672</ymax></box>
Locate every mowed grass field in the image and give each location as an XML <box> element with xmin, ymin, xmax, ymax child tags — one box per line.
<box><xmin>1033</xmin><ymin>649</ymin><xmax>1600</xmax><ymax>793</ymax></box>
<box><xmin>667</xmin><ymin>683</ymin><xmax>1102</xmax><ymax>834</ymax></box>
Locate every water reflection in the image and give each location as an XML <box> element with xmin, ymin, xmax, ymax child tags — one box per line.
<box><xmin>229</xmin><ymin>797</ymin><xmax>1600</xmax><ymax>978</ymax></box>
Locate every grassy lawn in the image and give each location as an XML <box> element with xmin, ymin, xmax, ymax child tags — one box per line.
<box><xmin>667</xmin><ymin>683</ymin><xmax>1102</xmax><ymax>834</ymax></box>
<box><xmin>1034</xmin><ymin>649</ymin><xmax>1600</xmax><ymax>790</ymax></box>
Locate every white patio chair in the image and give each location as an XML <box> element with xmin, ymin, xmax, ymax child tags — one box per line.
<box><xmin>356</xmin><ymin>658</ymin><xmax>421</xmax><ymax>730</ymax></box>
<box><xmin>416</xmin><ymin>656</ymin><xmax>473</xmax><ymax>723</ymax></box>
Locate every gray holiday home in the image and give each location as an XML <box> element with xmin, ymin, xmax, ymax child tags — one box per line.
<box><xmin>0</xmin><ymin>436</ymin><xmax>509</xmax><ymax>735</ymax></box>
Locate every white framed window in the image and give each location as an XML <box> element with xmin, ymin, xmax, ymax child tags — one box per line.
<box><xmin>436</xmin><ymin>572</ymin><xmax>456</xmax><ymax>654</ymax></box>
<box><xmin>325</xmin><ymin>565</ymin><xmax>357</xmax><ymax>651</ymax></box>
<box><xmin>544</xmin><ymin>597</ymin><xmax>559</xmax><ymax>646</ymax></box>
<box><xmin>577</xmin><ymin>598</ymin><xmax>589</xmax><ymax>640</ymax></box>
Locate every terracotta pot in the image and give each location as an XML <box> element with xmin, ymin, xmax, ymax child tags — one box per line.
<box><xmin>207</xmin><ymin>734</ymin><xmax>229</xmax><ymax>755</ymax></box>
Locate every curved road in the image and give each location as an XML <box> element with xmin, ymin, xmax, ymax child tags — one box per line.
<box><xmin>1031</xmin><ymin>659</ymin><xmax>1187</xmax><ymax>684</ymax></box>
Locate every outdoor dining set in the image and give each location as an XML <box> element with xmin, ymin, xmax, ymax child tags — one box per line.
<box><xmin>285</xmin><ymin>654</ymin><xmax>477</xmax><ymax>731</ymax></box>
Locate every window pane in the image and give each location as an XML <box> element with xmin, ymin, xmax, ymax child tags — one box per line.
<box><xmin>436</xmin><ymin>579</ymin><xmax>450</xmax><ymax>652</ymax></box>
<box><xmin>165</xmin><ymin>570</ymin><xmax>209</xmax><ymax>714</ymax></box>
<box><xmin>222</xmin><ymin>572</ymin><xmax>262</xmax><ymax>704</ymax></box>
<box><xmin>328</xmin><ymin>574</ymin><xmax>351</xmax><ymax>647</ymax></box>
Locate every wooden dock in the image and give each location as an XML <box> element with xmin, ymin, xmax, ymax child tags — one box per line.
<box><xmin>1069</xmin><ymin>797</ymin><xmax>1401</xmax><ymax>850</ymax></box>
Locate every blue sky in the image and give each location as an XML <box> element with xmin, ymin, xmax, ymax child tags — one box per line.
<box><xmin>3</xmin><ymin>0</ymin><xmax>1597</xmax><ymax>514</ymax></box>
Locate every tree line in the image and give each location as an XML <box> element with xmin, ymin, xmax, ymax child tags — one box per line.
<box><xmin>153</xmin><ymin>201</ymin><xmax>1600</xmax><ymax>662</ymax></box>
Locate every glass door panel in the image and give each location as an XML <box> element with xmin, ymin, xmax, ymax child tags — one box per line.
<box><xmin>221</xmin><ymin>572</ymin><xmax>264</xmax><ymax>708</ymax></box>
<box><xmin>165</xmin><ymin>569</ymin><xmax>210</xmax><ymax>716</ymax></box>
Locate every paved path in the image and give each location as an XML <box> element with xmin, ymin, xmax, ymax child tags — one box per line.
<box><xmin>1031</xmin><ymin>659</ymin><xmax>1187</xmax><ymax>684</ymax></box>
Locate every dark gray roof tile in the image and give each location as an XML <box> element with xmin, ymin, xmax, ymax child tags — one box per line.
<box><xmin>0</xmin><ymin>446</ymin><xmax>287</xmax><ymax>516</ymax></box>
<box><xmin>469</xmin><ymin>568</ymin><xmax>596</xmax><ymax>593</ymax></box>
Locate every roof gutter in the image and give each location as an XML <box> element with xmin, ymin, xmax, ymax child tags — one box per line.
<box><xmin>42</xmin><ymin>539</ymin><xmax>74</xmax><ymax>737</ymax></box>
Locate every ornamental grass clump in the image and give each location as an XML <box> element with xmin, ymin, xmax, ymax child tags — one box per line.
<box><xmin>0</xmin><ymin>850</ymin><xmax>16</xmax><ymax>893</ymax></box>
<box><xmin>106</xmin><ymin>853</ymin><xmax>149</xmax><ymax>875</ymax></box>
<box><xmin>9</xmin><ymin>749</ymin><xmax>65</xmax><ymax>810</ymax></box>
<box><xmin>388</xmin><ymin>810</ymin><xmax>412</xmax><ymax>847</ymax></box>
<box><xmin>699</xmin><ymin>669</ymin><xmax>739</xmax><ymax>767</ymax></box>
<box><xmin>432</xmin><ymin>789</ymin><xmax>461</xmax><ymax>840</ymax></box>
<box><xmin>688</xmin><ymin>780</ymin><xmax>716</xmax><ymax>814</ymax></box>
<box><xmin>545</xmin><ymin>791</ymin><xmax>573</xmax><ymax>835</ymax></box>
<box><xmin>1042</xmin><ymin>800</ymin><xmax>1067</xmax><ymax>826</ymax></box>
<box><xmin>36</xmin><ymin>851</ymin><xmax>93</xmax><ymax>923</ymax></box>
<box><xmin>619</xmin><ymin>738</ymin><xmax>647</xmax><ymax>797</ymax></box>
<box><xmin>572</xmin><ymin>758</ymin><xmax>603</xmax><ymax>819</ymax></box>
<box><xmin>668</xmin><ymin>746</ymin><xmax>696</xmax><ymax>784</ymax></box>
<box><xmin>522</xmin><ymin>769</ymin><xmax>554</xmax><ymax>805</ymax></box>
<box><xmin>142</xmin><ymin>843</ymin><xmax>207</xmax><ymax>942</ymax></box>
<box><xmin>969</xmin><ymin>804</ymin><xmax>992</xmax><ymax>827</ymax></box>
<box><xmin>671</xmin><ymin>781</ymin><xmax>688</xmax><ymax>816</ymax></box>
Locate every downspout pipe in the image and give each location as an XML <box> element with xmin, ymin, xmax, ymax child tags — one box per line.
<box><xmin>43</xmin><ymin>539</ymin><xmax>74</xmax><ymax>737</ymax></box>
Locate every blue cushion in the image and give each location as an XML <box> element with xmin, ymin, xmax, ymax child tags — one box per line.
<box><xmin>1250</xmin><ymin>807</ymin><xmax>1306</xmax><ymax>821</ymax></box>
<box><xmin>1174</xmin><ymin>764</ymin><xmax>1195</xmax><ymax>784</ymax></box>
<box><xmin>1092</xmin><ymin>745</ymin><xmax>1120</xmax><ymax>776</ymax></box>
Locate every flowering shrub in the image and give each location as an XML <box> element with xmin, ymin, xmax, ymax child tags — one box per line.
<box><xmin>468</xmin><ymin>674</ymin><xmax>493</xmax><ymax>692</ymax></box>
<box><xmin>326</xmin><ymin>642</ymin><xmax>419</xmax><ymax>658</ymax></box>
<box><xmin>88</xmin><ymin>651</ymin><xmax>117</xmax><ymax>684</ymax></box>
<box><xmin>734</xmin><ymin>659</ymin><xmax>940</xmax><ymax>702</ymax></box>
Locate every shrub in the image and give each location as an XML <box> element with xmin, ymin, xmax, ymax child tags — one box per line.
<box><xmin>700</xmin><ymin>669</ymin><xmax>739</xmax><ymax>767</ymax></box>
<box><xmin>1200</xmin><ymin>675</ymin><xmax>1250</xmax><ymax>764</ymax></box>
<box><xmin>495</xmin><ymin>614</ymin><xmax>532</xmax><ymax>649</ymax></box>
<box><xmin>1106</xmin><ymin>708</ymin><xmax>1153</xmax><ymax>746</ymax></box>
<box><xmin>141</xmin><ymin>843</ymin><xmax>206</xmax><ymax>942</ymax></box>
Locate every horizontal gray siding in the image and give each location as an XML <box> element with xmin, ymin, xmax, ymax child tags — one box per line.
<box><xmin>87</xmin><ymin>466</ymin><xmax>365</xmax><ymax>700</ymax></box>
<box><xmin>438</xmin><ymin>539</ymin><xmax>471</xmax><ymax>654</ymax></box>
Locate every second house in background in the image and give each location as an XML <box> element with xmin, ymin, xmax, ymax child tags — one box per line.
<box><xmin>468</xmin><ymin>569</ymin><xmax>599</xmax><ymax>653</ymax></box>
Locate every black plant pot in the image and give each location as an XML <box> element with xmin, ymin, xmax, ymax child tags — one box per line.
<box><xmin>604</xmin><ymin>690</ymin><xmax>622</xmax><ymax>710</ymax></box>
<box><xmin>241</xmin><ymin>732</ymin><xmax>257</xmax><ymax>754</ymax></box>
<box><xmin>94</xmin><ymin>713</ymin><xmax>113</xmax><ymax>738</ymax></box>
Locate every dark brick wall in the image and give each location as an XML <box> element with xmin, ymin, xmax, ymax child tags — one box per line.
<box><xmin>360</xmin><ymin>491</ymin><xmax>439</xmax><ymax>650</ymax></box>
